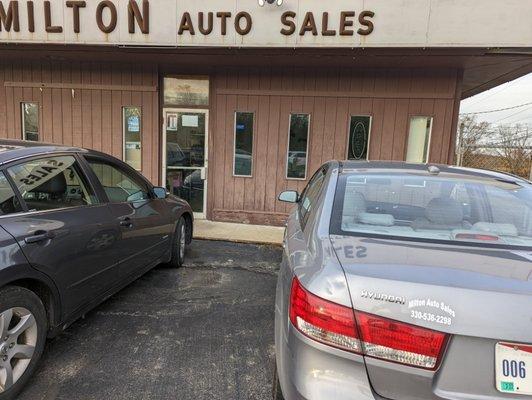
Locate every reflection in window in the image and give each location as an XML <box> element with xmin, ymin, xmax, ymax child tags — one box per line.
<box><xmin>166</xmin><ymin>112</ymin><xmax>206</xmax><ymax>168</ymax></box>
<box><xmin>123</xmin><ymin>107</ymin><xmax>142</xmax><ymax>171</ymax></box>
<box><xmin>0</xmin><ymin>172</ymin><xmax>23</xmax><ymax>215</ymax></box>
<box><xmin>166</xmin><ymin>169</ymin><xmax>204</xmax><ymax>214</ymax></box>
<box><xmin>234</xmin><ymin>112</ymin><xmax>254</xmax><ymax>176</ymax></box>
<box><xmin>164</xmin><ymin>77</ymin><xmax>209</xmax><ymax>106</ymax></box>
<box><xmin>287</xmin><ymin>114</ymin><xmax>310</xmax><ymax>179</ymax></box>
<box><xmin>8</xmin><ymin>156</ymin><xmax>96</xmax><ymax>210</ymax></box>
<box><xmin>87</xmin><ymin>159</ymin><xmax>149</xmax><ymax>203</ymax></box>
<box><xmin>22</xmin><ymin>103</ymin><xmax>39</xmax><ymax>141</ymax></box>
<box><xmin>347</xmin><ymin>116</ymin><xmax>371</xmax><ymax>160</ymax></box>
<box><xmin>406</xmin><ymin>117</ymin><xmax>433</xmax><ymax>163</ymax></box>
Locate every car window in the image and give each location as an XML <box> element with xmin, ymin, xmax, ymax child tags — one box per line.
<box><xmin>298</xmin><ymin>168</ymin><xmax>326</xmax><ymax>229</ymax></box>
<box><xmin>331</xmin><ymin>172</ymin><xmax>532</xmax><ymax>248</ymax></box>
<box><xmin>86</xmin><ymin>158</ymin><xmax>150</xmax><ymax>203</ymax></box>
<box><xmin>7</xmin><ymin>155</ymin><xmax>96</xmax><ymax>211</ymax></box>
<box><xmin>0</xmin><ymin>172</ymin><xmax>23</xmax><ymax>215</ymax></box>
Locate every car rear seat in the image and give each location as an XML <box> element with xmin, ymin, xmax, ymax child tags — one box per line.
<box><xmin>412</xmin><ymin>197</ymin><xmax>471</xmax><ymax>231</ymax></box>
<box><xmin>342</xmin><ymin>189</ymin><xmax>395</xmax><ymax>227</ymax></box>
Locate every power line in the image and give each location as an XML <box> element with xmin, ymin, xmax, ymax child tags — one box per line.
<box><xmin>493</xmin><ymin>106</ymin><xmax>532</xmax><ymax>124</ymax></box>
<box><xmin>463</xmin><ymin>75</ymin><xmax>526</xmax><ymax>108</ymax></box>
<box><xmin>460</xmin><ymin>101</ymin><xmax>532</xmax><ymax>115</ymax></box>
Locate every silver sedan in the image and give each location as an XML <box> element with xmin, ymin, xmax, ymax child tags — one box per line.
<box><xmin>274</xmin><ymin>161</ymin><xmax>532</xmax><ymax>400</ymax></box>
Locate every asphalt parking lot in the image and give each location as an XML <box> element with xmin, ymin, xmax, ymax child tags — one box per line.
<box><xmin>19</xmin><ymin>240</ymin><xmax>282</xmax><ymax>400</ymax></box>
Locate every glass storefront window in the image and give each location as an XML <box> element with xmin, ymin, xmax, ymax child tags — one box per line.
<box><xmin>406</xmin><ymin>116</ymin><xmax>433</xmax><ymax>163</ymax></box>
<box><xmin>286</xmin><ymin>114</ymin><xmax>310</xmax><ymax>179</ymax></box>
<box><xmin>233</xmin><ymin>112</ymin><xmax>254</xmax><ymax>177</ymax></box>
<box><xmin>347</xmin><ymin>116</ymin><xmax>371</xmax><ymax>160</ymax></box>
<box><xmin>123</xmin><ymin>107</ymin><xmax>142</xmax><ymax>171</ymax></box>
<box><xmin>164</xmin><ymin>77</ymin><xmax>209</xmax><ymax>106</ymax></box>
<box><xmin>166</xmin><ymin>112</ymin><xmax>206</xmax><ymax>168</ymax></box>
<box><xmin>166</xmin><ymin>169</ymin><xmax>204</xmax><ymax>213</ymax></box>
<box><xmin>22</xmin><ymin>103</ymin><xmax>39</xmax><ymax>141</ymax></box>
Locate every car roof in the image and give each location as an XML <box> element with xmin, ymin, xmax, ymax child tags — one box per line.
<box><xmin>0</xmin><ymin>139</ymin><xmax>92</xmax><ymax>165</ymax></box>
<box><xmin>338</xmin><ymin>160</ymin><xmax>531</xmax><ymax>185</ymax></box>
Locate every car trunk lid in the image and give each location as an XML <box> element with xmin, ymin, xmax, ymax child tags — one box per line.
<box><xmin>331</xmin><ymin>234</ymin><xmax>532</xmax><ymax>399</ymax></box>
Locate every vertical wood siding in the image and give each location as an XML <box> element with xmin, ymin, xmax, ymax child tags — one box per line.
<box><xmin>0</xmin><ymin>61</ymin><xmax>159</xmax><ymax>184</ymax></box>
<box><xmin>0</xmin><ymin>60</ymin><xmax>461</xmax><ymax>226</ymax></box>
<box><xmin>209</xmin><ymin>67</ymin><xmax>461</xmax><ymax>225</ymax></box>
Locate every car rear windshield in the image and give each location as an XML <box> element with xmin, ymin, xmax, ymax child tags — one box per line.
<box><xmin>331</xmin><ymin>172</ymin><xmax>532</xmax><ymax>248</ymax></box>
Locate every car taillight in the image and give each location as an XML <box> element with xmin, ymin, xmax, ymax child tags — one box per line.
<box><xmin>289</xmin><ymin>278</ymin><xmax>362</xmax><ymax>353</ymax></box>
<box><xmin>355</xmin><ymin>311</ymin><xmax>448</xmax><ymax>369</ymax></box>
<box><xmin>289</xmin><ymin>278</ymin><xmax>448</xmax><ymax>370</ymax></box>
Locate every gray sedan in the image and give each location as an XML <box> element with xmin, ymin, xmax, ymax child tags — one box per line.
<box><xmin>274</xmin><ymin>161</ymin><xmax>532</xmax><ymax>400</ymax></box>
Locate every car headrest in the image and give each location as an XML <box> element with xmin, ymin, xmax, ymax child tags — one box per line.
<box><xmin>425</xmin><ymin>197</ymin><xmax>463</xmax><ymax>225</ymax></box>
<box><xmin>35</xmin><ymin>173</ymin><xmax>66</xmax><ymax>195</ymax></box>
<box><xmin>343</xmin><ymin>190</ymin><xmax>367</xmax><ymax>217</ymax></box>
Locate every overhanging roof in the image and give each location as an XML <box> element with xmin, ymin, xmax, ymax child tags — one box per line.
<box><xmin>0</xmin><ymin>44</ymin><xmax>530</xmax><ymax>99</ymax></box>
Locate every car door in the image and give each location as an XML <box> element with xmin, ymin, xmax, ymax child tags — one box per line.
<box><xmin>82</xmin><ymin>155</ymin><xmax>173</xmax><ymax>278</ymax></box>
<box><xmin>0</xmin><ymin>153</ymin><xmax>120</xmax><ymax>318</ymax></box>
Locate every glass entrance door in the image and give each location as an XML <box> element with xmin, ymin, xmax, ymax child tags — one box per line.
<box><xmin>163</xmin><ymin>109</ymin><xmax>208</xmax><ymax>218</ymax></box>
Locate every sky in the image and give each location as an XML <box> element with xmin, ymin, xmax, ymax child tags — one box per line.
<box><xmin>459</xmin><ymin>72</ymin><xmax>532</xmax><ymax>126</ymax></box>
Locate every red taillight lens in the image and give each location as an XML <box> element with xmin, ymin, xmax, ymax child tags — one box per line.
<box><xmin>455</xmin><ymin>233</ymin><xmax>499</xmax><ymax>242</ymax></box>
<box><xmin>289</xmin><ymin>278</ymin><xmax>448</xmax><ymax>370</ymax></box>
<box><xmin>289</xmin><ymin>278</ymin><xmax>362</xmax><ymax>353</ymax></box>
<box><xmin>355</xmin><ymin>311</ymin><xmax>448</xmax><ymax>369</ymax></box>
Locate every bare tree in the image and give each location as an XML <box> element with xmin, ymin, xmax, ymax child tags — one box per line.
<box><xmin>493</xmin><ymin>124</ymin><xmax>532</xmax><ymax>177</ymax></box>
<box><xmin>456</xmin><ymin>115</ymin><xmax>492</xmax><ymax>166</ymax></box>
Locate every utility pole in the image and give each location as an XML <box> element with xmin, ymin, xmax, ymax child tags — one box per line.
<box><xmin>457</xmin><ymin>120</ymin><xmax>465</xmax><ymax>167</ymax></box>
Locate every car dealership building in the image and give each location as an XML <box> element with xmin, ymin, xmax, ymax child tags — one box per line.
<box><xmin>0</xmin><ymin>0</ymin><xmax>531</xmax><ymax>225</ymax></box>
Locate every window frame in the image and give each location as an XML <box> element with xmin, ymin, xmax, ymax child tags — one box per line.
<box><xmin>405</xmin><ymin>116</ymin><xmax>433</xmax><ymax>164</ymax></box>
<box><xmin>286</xmin><ymin>113</ymin><xmax>311</xmax><ymax>181</ymax></box>
<box><xmin>21</xmin><ymin>102</ymin><xmax>40</xmax><ymax>142</ymax></box>
<box><xmin>83</xmin><ymin>155</ymin><xmax>154</xmax><ymax>205</ymax></box>
<box><xmin>233</xmin><ymin>111</ymin><xmax>255</xmax><ymax>178</ymax></box>
<box><xmin>346</xmin><ymin>115</ymin><xmax>373</xmax><ymax>161</ymax></box>
<box><xmin>122</xmin><ymin>106</ymin><xmax>143</xmax><ymax>172</ymax></box>
<box><xmin>2</xmin><ymin>153</ymin><xmax>101</xmax><ymax>214</ymax></box>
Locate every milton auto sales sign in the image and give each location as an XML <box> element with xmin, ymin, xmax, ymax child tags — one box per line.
<box><xmin>0</xmin><ymin>0</ymin><xmax>530</xmax><ymax>48</ymax></box>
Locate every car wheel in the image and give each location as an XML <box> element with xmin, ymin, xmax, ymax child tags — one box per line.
<box><xmin>272</xmin><ymin>363</ymin><xmax>285</xmax><ymax>400</ymax></box>
<box><xmin>168</xmin><ymin>217</ymin><xmax>187</xmax><ymax>268</ymax></box>
<box><xmin>0</xmin><ymin>286</ymin><xmax>47</xmax><ymax>400</ymax></box>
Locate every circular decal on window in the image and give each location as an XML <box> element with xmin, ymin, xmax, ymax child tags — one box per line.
<box><xmin>351</xmin><ymin>121</ymin><xmax>367</xmax><ymax>160</ymax></box>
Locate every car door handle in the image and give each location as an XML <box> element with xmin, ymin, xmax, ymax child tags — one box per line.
<box><xmin>25</xmin><ymin>230</ymin><xmax>55</xmax><ymax>244</ymax></box>
<box><xmin>119</xmin><ymin>217</ymin><xmax>133</xmax><ymax>228</ymax></box>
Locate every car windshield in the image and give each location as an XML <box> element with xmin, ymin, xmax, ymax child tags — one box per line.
<box><xmin>331</xmin><ymin>171</ymin><xmax>532</xmax><ymax>248</ymax></box>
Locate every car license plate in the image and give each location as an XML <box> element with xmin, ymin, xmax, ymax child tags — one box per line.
<box><xmin>496</xmin><ymin>342</ymin><xmax>532</xmax><ymax>395</ymax></box>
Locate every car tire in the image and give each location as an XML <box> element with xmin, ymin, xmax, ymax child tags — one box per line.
<box><xmin>0</xmin><ymin>286</ymin><xmax>47</xmax><ymax>400</ymax></box>
<box><xmin>272</xmin><ymin>363</ymin><xmax>285</xmax><ymax>400</ymax></box>
<box><xmin>168</xmin><ymin>217</ymin><xmax>187</xmax><ymax>268</ymax></box>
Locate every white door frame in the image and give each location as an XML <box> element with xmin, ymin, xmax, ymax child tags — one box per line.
<box><xmin>162</xmin><ymin>108</ymin><xmax>209</xmax><ymax>219</ymax></box>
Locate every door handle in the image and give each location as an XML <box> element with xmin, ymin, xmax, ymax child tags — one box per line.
<box><xmin>25</xmin><ymin>230</ymin><xmax>55</xmax><ymax>244</ymax></box>
<box><xmin>119</xmin><ymin>217</ymin><xmax>133</xmax><ymax>228</ymax></box>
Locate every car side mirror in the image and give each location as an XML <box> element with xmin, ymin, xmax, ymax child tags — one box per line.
<box><xmin>278</xmin><ymin>190</ymin><xmax>299</xmax><ymax>203</ymax></box>
<box><xmin>153</xmin><ymin>186</ymin><xmax>169</xmax><ymax>199</ymax></box>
